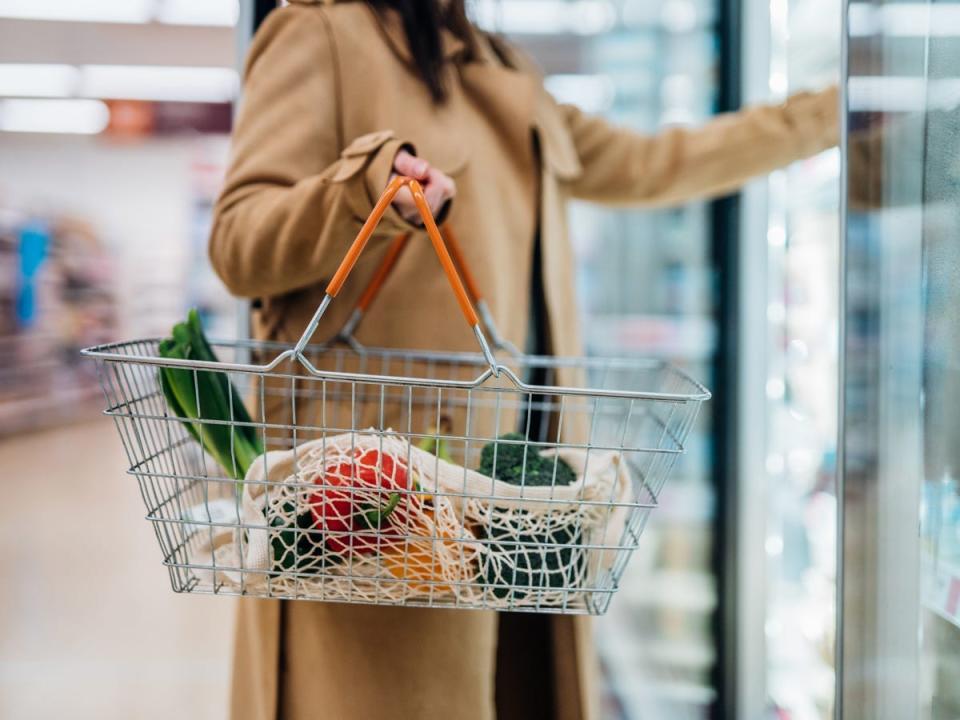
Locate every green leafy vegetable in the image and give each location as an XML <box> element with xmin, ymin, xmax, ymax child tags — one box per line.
<box><xmin>478</xmin><ymin>432</ymin><xmax>577</xmax><ymax>486</ymax></box>
<box><xmin>416</xmin><ymin>414</ymin><xmax>453</xmax><ymax>462</ymax></box>
<box><xmin>158</xmin><ymin>309</ymin><xmax>263</xmax><ymax>483</ymax></box>
<box><xmin>483</xmin><ymin>522</ymin><xmax>585</xmax><ymax>600</ymax></box>
<box><xmin>477</xmin><ymin>434</ymin><xmax>584</xmax><ymax>599</ymax></box>
<box><xmin>269</xmin><ymin>500</ymin><xmax>326</xmax><ymax>574</ymax></box>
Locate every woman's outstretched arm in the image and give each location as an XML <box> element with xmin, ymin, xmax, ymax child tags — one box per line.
<box><xmin>561</xmin><ymin>86</ymin><xmax>838</xmax><ymax>207</ymax></box>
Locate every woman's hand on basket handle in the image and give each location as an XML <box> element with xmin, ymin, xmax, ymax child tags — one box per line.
<box><xmin>390</xmin><ymin>149</ymin><xmax>456</xmax><ymax>225</ymax></box>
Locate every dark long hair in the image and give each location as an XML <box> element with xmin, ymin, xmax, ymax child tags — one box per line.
<box><xmin>368</xmin><ymin>0</ymin><xmax>477</xmax><ymax>103</ymax></box>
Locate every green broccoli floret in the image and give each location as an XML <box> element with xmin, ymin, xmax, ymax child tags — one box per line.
<box><xmin>477</xmin><ymin>433</ymin><xmax>585</xmax><ymax>599</ymax></box>
<box><xmin>482</xmin><ymin>521</ymin><xmax>586</xmax><ymax>600</ymax></box>
<box><xmin>478</xmin><ymin>432</ymin><xmax>577</xmax><ymax>486</ymax></box>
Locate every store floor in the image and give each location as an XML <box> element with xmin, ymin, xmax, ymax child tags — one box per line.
<box><xmin>0</xmin><ymin>419</ymin><xmax>233</xmax><ymax>719</ymax></box>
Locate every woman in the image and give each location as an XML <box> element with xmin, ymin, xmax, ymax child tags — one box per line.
<box><xmin>209</xmin><ymin>1</ymin><xmax>838</xmax><ymax>718</ymax></box>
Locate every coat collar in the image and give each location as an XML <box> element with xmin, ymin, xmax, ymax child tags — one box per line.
<box><xmin>286</xmin><ymin>0</ymin><xmax>468</xmax><ymax>63</ymax></box>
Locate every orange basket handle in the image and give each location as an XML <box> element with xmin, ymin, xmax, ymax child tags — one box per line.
<box><xmin>291</xmin><ymin>176</ymin><xmax>498</xmax><ymax>372</ymax></box>
<box><xmin>442</xmin><ymin>225</ymin><xmax>483</xmax><ymax>306</ymax></box>
<box><xmin>441</xmin><ymin>227</ymin><xmax>519</xmax><ymax>355</ymax></box>
<box><xmin>337</xmin><ymin>219</ymin><xmax>519</xmax><ymax>355</ymax></box>
<box><xmin>356</xmin><ymin>232</ymin><xmax>411</xmax><ymax>313</ymax></box>
<box><xmin>337</xmin><ymin>231</ymin><xmax>410</xmax><ymax>340</ymax></box>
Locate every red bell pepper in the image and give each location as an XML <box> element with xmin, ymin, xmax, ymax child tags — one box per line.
<box><xmin>309</xmin><ymin>448</ymin><xmax>416</xmax><ymax>555</ymax></box>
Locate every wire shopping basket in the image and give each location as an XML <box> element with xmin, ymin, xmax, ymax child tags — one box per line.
<box><xmin>83</xmin><ymin>177</ymin><xmax>710</xmax><ymax>615</ymax></box>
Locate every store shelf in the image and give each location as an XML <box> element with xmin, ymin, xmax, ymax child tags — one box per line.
<box><xmin>644</xmin><ymin>638</ymin><xmax>716</xmax><ymax>669</ymax></box>
<box><xmin>657</xmin><ymin>480</ymin><xmax>715</xmax><ymax>523</ymax></box>
<box><xmin>609</xmin><ymin>673</ymin><xmax>715</xmax><ymax>714</ymax></box>
<box><xmin>924</xmin><ymin>558</ymin><xmax>960</xmax><ymax>630</ymax></box>
<box><xmin>0</xmin><ymin>379</ymin><xmax>101</xmax><ymax>434</ymax></box>
<box><xmin>598</xmin><ymin>626</ymin><xmax>716</xmax><ymax>719</ymax></box>
<box><xmin>585</xmin><ymin>314</ymin><xmax>716</xmax><ymax>360</ymax></box>
<box><xmin>620</xmin><ymin>568</ymin><xmax>717</xmax><ymax>613</ymax></box>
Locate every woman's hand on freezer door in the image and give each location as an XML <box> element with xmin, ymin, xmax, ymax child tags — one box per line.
<box><xmin>390</xmin><ymin>149</ymin><xmax>456</xmax><ymax>225</ymax></box>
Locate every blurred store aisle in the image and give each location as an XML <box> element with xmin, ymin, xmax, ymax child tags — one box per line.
<box><xmin>0</xmin><ymin>420</ymin><xmax>233</xmax><ymax>720</ymax></box>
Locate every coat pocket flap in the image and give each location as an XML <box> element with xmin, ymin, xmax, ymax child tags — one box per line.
<box><xmin>331</xmin><ymin>130</ymin><xmax>399</xmax><ymax>183</ymax></box>
<box><xmin>333</xmin><ymin>128</ymin><xmax>468</xmax><ymax>182</ymax></box>
<box><xmin>340</xmin><ymin>129</ymin><xmax>396</xmax><ymax>159</ymax></box>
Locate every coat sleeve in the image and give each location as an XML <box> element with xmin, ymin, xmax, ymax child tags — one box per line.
<box><xmin>560</xmin><ymin>86</ymin><xmax>839</xmax><ymax>206</ymax></box>
<box><xmin>209</xmin><ymin>6</ymin><xmax>414</xmax><ymax>299</ymax></box>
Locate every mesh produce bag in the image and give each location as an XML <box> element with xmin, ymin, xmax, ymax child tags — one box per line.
<box><xmin>191</xmin><ymin>431</ymin><xmax>632</xmax><ymax>607</ymax></box>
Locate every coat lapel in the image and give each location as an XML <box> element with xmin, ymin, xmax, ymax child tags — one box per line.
<box><xmin>457</xmin><ymin>34</ymin><xmax>538</xmax><ymax>164</ymax></box>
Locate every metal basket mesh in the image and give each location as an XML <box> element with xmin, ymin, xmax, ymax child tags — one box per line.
<box><xmin>87</xmin><ymin>338</ymin><xmax>707</xmax><ymax>615</ymax></box>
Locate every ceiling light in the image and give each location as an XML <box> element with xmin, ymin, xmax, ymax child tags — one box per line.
<box><xmin>80</xmin><ymin>65</ymin><xmax>239</xmax><ymax>103</ymax></box>
<box><xmin>0</xmin><ymin>64</ymin><xmax>79</xmax><ymax>97</ymax></box>
<box><xmin>0</xmin><ymin>0</ymin><xmax>237</xmax><ymax>26</ymax></box>
<box><xmin>473</xmin><ymin>1</ymin><xmax>566</xmax><ymax>34</ymax></box>
<box><xmin>471</xmin><ymin>0</ymin><xmax>616</xmax><ymax>35</ymax></box>
<box><xmin>0</xmin><ymin>64</ymin><xmax>239</xmax><ymax>104</ymax></box>
<box><xmin>0</xmin><ymin>98</ymin><xmax>110</xmax><ymax>134</ymax></box>
<box><xmin>0</xmin><ymin>0</ymin><xmax>151</xmax><ymax>23</ymax></box>
<box><xmin>155</xmin><ymin>0</ymin><xmax>239</xmax><ymax>27</ymax></box>
<box><xmin>569</xmin><ymin>0</ymin><xmax>617</xmax><ymax>35</ymax></box>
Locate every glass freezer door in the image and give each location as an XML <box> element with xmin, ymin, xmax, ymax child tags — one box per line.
<box><xmin>841</xmin><ymin>0</ymin><xmax>960</xmax><ymax>716</ymax></box>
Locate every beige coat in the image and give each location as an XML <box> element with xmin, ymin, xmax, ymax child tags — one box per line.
<box><xmin>209</xmin><ymin>1</ymin><xmax>838</xmax><ymax>718</ymax></box>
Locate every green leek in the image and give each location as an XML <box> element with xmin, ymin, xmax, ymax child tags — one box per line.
<box><xmin>158</xmin><ymin>309</ymin><xmax>263</xmax><ymax>485</ymax></box>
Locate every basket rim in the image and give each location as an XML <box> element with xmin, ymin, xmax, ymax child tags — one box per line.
<box><xmin>81</xmin><ymin>336</ymin><xmax>712</xmax><ymax>403</ymax></box>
